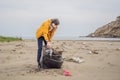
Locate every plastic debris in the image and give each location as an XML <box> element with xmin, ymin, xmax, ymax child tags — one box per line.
<box><xmin>71</xmin><ymin>57</ymin><xmax>84</xmax><ymax>63</ymax></box>
<box><xmin>63</xmin><ymin>70</ymin><xmax>71</xmax><ymax>76</ymax></box>
<box><xmin>65</xmin><ymin>57</ymin><xmax>84</xmax><ymax>64</ymax></box>
<box><xmin>89</xmin><ymin>50</ymin><xmax>99</xmax><ymax>54</ymax></box>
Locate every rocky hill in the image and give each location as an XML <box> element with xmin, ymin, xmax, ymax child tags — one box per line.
<box><xmin>88</xmin><ymin>16</ymin><xmax>120</xmax><ymax>38</ymax></box>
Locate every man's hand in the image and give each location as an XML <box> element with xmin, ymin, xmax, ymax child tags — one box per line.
<box><xmin>47</xmin><ymin>41</ymin><xmax>51</xmax><ymax>48</ymax></box>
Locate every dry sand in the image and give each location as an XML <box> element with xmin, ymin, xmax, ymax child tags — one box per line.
<box><xmin>0</xmin><ymin>40</ymin><xmax>120</xmax><ymax>80</ymax></box>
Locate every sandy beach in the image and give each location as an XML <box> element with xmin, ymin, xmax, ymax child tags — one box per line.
<box><xmin>0</xmin><ymin>40</ymin><xmax>120</xmax><ymax>80</ymax></box>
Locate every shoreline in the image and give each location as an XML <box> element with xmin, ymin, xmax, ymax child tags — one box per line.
<box><xmin>22</xmin><ymin>39</ymin><xmax>120</xmax><ymax>42</ymax></box>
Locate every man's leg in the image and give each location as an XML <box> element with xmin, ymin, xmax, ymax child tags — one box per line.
<box><xmin>43</xmin><ymin>37</ymin><xmax>47</xmax><ymax>46</ymax></box>
<box><xmin>37</xmin><ymin>37</ymin><xmax>44</xmax><ymax>68</ymax></box>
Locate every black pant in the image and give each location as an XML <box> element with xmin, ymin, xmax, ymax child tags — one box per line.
<box><xmin>37</xmin><ymin>36</ymin><xmax>47</xmax><ymax>65</ymax></box>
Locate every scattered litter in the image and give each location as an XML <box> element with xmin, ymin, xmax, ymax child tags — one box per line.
<box><xmin>88</xmin><ymin>50</ymin><xmax>99</xmax><ymax>54</ymax></box>
<box><xmin>65</xmin><ymin>57</ymin><xmax>84</xmax><ymax>64</ymax></box>
<box><xmin>71</xmin><ymin>57</ymin><xmax>84</xmax><ymax>63</ymax></box>
<box><xmin>63</xmin><ymin>70</ymin><xmax>71</xmax><ymax>76</ymax></box>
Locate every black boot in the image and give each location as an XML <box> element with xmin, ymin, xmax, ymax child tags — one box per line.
<box><xmin>38</xmin><ymin>63</ymin><xmax>41</xmax><ymax>69</ymax></box>
<box><xmin>38</xmin><ymin>63</ymin><xmax>43</xmax><ymax>71</ymax></box>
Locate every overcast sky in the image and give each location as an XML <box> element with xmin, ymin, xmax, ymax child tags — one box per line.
<box><xmin>0</xmin><ymin>0</ymin><xmax>120</xmax><ymax>39</ymax></box>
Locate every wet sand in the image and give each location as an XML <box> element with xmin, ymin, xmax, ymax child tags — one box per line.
<box><xmin>0</xmin><ymin>40</ymin><xmax>120</xmax><ymax>80</ymax></box>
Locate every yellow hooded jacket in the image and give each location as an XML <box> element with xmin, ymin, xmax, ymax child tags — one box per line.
<box><xmin>36</xmin><ymin>19</ymin><xmax>56</xmax><ymax>42</ymax></box>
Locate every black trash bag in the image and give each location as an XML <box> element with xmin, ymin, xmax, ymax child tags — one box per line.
<box><xmin>42</xmin><ymin>47</ymin><xmax>63</xmax><ymax>68</ymax></box>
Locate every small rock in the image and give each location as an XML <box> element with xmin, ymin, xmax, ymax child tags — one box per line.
<box><xmin>116</xmin><ymin>48</ymin><xmax>120</xmax><ymax>51</ymax></box>
<box><xmin>16</xmin><ymin>44</ymin><xmax>24</xmax><ymax>47</ymax></box>
<box><xmin>7</xmin><ymin>74</ymin><xmax>10</xmax><ymax>76</ymax></box>
<box><xmin>21</xmin><ymin>73</ymin><xmax>25</xmax><ymax>76</ymax></box>
<box><xmin>12</xmin><ymin>49</ymin><xmax>16</xmax><ymax>52</ymax></box>
<box><xmin>82</xmin><ymin>42</ymin><xmax>86</xmax><ymax>45</ymax></box>
<box><xmin>109</xmin><ymin>43</ymin><xmax>112</xmax><ymax>45</ymax></box>
<box><xmin>92</xmin><ymin>50</ymin><xmax>99</xmax><ymax>54</ymax></box>
<box><xmin>19</xmin><ymin>52</ymin><xmax>25</xmax><ymax>54</ymax></box>
<box><xmin>88</xmin><ymin>51</ymin><xmax>92</xmax><ymax>54</ymax></box>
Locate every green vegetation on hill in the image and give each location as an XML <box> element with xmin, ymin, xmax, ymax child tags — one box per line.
<box><xmin>0</xmin><ymin>36</ymin><xmax>22</xmax><ymax>42</ymax></box>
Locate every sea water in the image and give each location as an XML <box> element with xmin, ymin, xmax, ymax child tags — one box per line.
<box><xmin>22</xmin><ymin>36</ymin><xmax>120</xmax><ymax>41</ymax></box>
